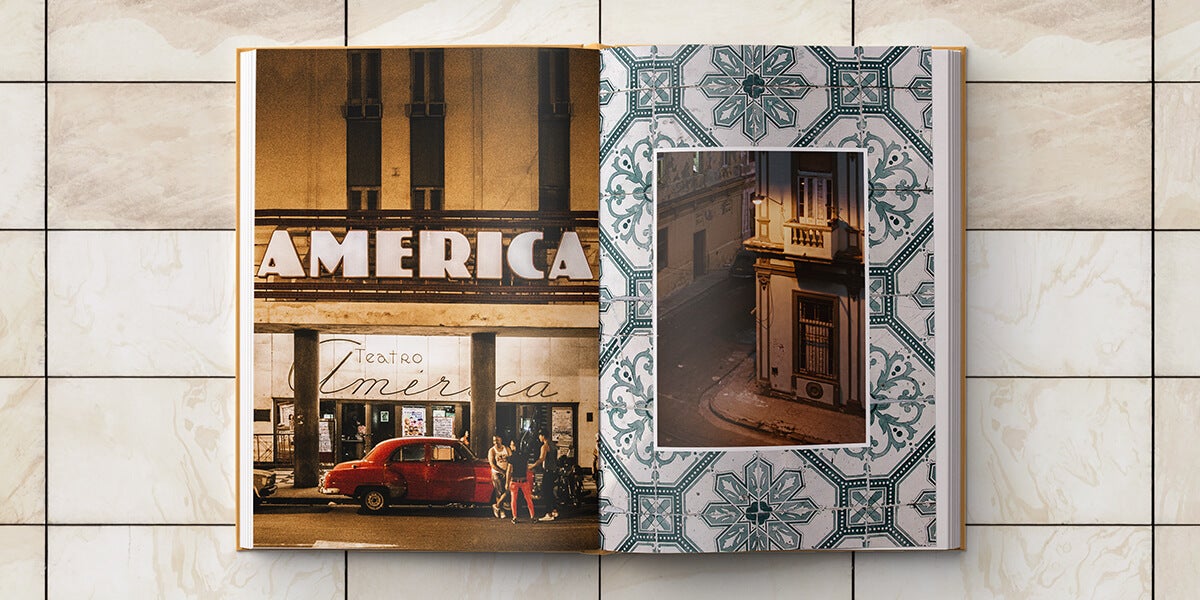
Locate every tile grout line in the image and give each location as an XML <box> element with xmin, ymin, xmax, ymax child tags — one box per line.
<box><xmin>964</xmin><ymin>375</ymin><xmax>1152</xmax><ymax>380</ymax></box>
<box><xmin>15</xmin><ymin>375</ymin><xmax>237</xmax><ymax>379</ymax></box>
<box><xmin>965</xmin><ymin>523</ymin><xmax>1162</xmax><ymax>528</ymax></box>
<box><xmin>967</xmin><ymin>80</ymin><xmax>1153</xmax><ymax>84</ymax></box>
<box><xmin>41</xmin><ymin>523</ymin><xmax>237</xmax><ymax>527</ymax></box>
<box><xmin>850</xmin><ymin>551</ymin><xmax>856</xmax><ymax>600</ymax></box>
<box><xmin>1150</xmin><ymin>0</ymin><xmax>1157</xmax><ymax>593</ymax></box>
<box><xmin>41</xmin><ymin>228</ymin><xmax>237</xmax><ymax>232</ymax></box>
<box><xmin>850</xmin><ymin>0</ymin><xmax>855</xmax><ymax>46</ymax></box>
<box><xmin>966</xmin><ymin>228</ymin><xmax>1158</xmax><ymax>232</ymax></box>
<box><xmin>42</xmin><ymin>80</ymin><xmax>236</xmax><ymax>84</ymax></box>
<box><xmin>42</xmin><ymin>0</ymin><xmax>49</xmax><ymax>594</ymax></box>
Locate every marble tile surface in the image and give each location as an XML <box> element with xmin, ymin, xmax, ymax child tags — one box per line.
<box><xmin>0</xmin><ymin>379</ymin><xmax>45</xmax><ymax>524</ymax></box>
<box><xmin>967</xmin><ymin>231</ymin><xmax>1152</xmax><ymax>376</ymax></box>
<box><xmin>48</xmin><ymin>0</ymin><xmax>343</xmax><ymax>81</ymax></box>
<box><xmin>0</xmin><ymin>526</ymin><xmax>44</xmax><ymax>599</ymax></box>
<box><xmin>1155</xmin><ymin>233</ymin><xmax>1200</xmax><ymax>376</ymax></box>
<box><xmin>46</xmin><ymin>231</ymin><xmax>235</xmax><ymax>377</ymax></box>
<box><xmin>48</xmin><ymin>526</ymin><xmax>343</xmax><ymax>598</ymax></box>
<box><xmin>599</xmin><ymin>553</ymin><xmax>851</xmax><ymax>598</ymax></box>
<box><xmin>348</xmin><ymin>552</ymin><xmax>599</xmax><ymax>599</ymax></box>
<box><xmin>13</xmin><ymin>1</ymin><xmax>1190</xmax><ymax>596</ymax></box>
<box><xmin>967</xmin><ymin>83</ymin><xmax>1151</xmax><ymax>229</ymax></box>
<box><xmin>47</xmin><ymin>83</ymin><xmax>235</xmax><ymax>229</ymax></box>
<box><xmin>856</xmin><ymin>0</ymin><xmax>1152</xmax><ymax>81</ymax></box>
<box><xmin>1156</xmin><ymin>526</ymin><xmax>1200</xmax><ymax>599</ymax></box>
<box><xmin>1156</xmin><ymin>0</ymin><xmax>1200</xmax><ymax>80</ymax></box>
<box><xmin>0</xmin><ymin>84</ymin><xmax>45</xmax><ymax>229</ymax></box>
<box><xmin>599</xmin><ymin>0</ymin><xmax>851</xmax><ymax>45</ymax></box>
<box><xmin>1155</xmin><ymin>84</ymin><xmax>1200</xmax><ymax>228</ymax></box>
<box><xmin>0</xmin><ymin>232</ymin><xmax>45</xmax><ymax>377</ymax></box>
<box><xmin>856</xmin><ymin>526</ymin><xmax>1151</xmax><ymax>598</ymax></box>
<box><xmin>967</xmin><ymin>378</ymin><xmax>1151</xmax><ymax>524</ymax></box>
<box><xmin>47</xmin><ymin>379</ymin><xmax>234</xmax><ymax>524</ymax></box>
<box><xmin>1155</xmin><ymin>379</ymin><xmax>1200</xmax><ymax>522</ymax></box>
<box><xmin>0</xmin><ymin>0</ymin><xmax>44</xmax><ymax>81</ymax></box>
<box><xmin>348</xmin><ymin>0</ymin><xmax>599</xmax><ymax>45</ymax></box>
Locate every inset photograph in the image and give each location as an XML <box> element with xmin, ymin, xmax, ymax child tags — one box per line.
<box><xmin>655</xmin><ymin>149</ymin><xmax>867</xmax><ymax>449</ymax></box>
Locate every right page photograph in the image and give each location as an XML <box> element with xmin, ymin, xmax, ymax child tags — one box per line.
<box><xmin>597</xmin><ymin>45</ymin><xmax>964</xmax><ymax>552</ymax></box>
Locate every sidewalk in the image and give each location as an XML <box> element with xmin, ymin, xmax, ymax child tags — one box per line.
<box><xmin>262</xmin><ymin>470</ymin><xmax>354</xmax><ymax>505</ymax></box>
<box><xmin>707</xmin><ymin>354</ymin><xmax>866</xmax><ymax>445</ymax></box>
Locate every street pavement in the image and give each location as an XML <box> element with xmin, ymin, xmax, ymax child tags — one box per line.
<box><xmin>708</xmin><ymin>354</ymin><xmax>867</xmax><ymax>445</ymax></box>
<box><xmin>252</xmin><ymin>502</ymin><xmax>599</xmax><ymax>551</ymax></box>
<box><xmin>255</xmin><ymin>470</ymin><xmax>600</xmax><ymax>550</ymax></box>
<box><xmin>657</xmin><ymin>272</ymin><xmax>865</xmax><ymax>447</ymax></box>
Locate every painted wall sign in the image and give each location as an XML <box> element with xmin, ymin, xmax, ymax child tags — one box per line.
<box><xmin>284</xmin><ymin>337</ymin><xmax>566</xmax><ymax>401</ymax></box>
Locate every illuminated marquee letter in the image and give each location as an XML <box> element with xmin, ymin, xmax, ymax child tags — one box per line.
<box><xmin>310</xmin><ymin>230</ymin><xmax>368</xmax><ymax>277</ymax></box>
<box><xmin>507</xmin><ymin>231</ymin><xmax>544</xmax><ymax>279</ymax></box>
<box><xmin>376</xmin><ymin>230</ymin><xmax>413</xmax><ymax>277</ymax></box>
<box><xmin>419</xmin><ymin>230</ymin><xmax>471</xmax><ymax>279</ymax></box>
<box><xmin>256</xmin><ymin>230</ymin><xmax>304</xmax><ymax>278</ymax></box>
<box><xmin>547</xmin><ymin>231</ymin><xmax>593</xmax><ymax>280</ymax></box>
<box><xmin>475</xmin><ymin>231</ymin><xmax>503</xmax><ymax>279</ymax></box>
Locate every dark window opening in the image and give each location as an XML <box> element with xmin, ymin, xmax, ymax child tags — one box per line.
<box><xmin>345</xmin><ymin>50</ymin><xmax>382</xmax><ymax>210</ymax></box>
<box><xmin>795</xmin><ymin>295</ymin><xmax>836</xmax><ymax>379</ymax></box>
<box><xmin>657</xmin><ymin>228</ymin><xmax>668</xmax><ymax>272</ymax></box>
<box><xmin>538</xmin><ymin>49</ymin><xmax>571</xmax><ymax>212</ymax></box>
<box><xmin>409</xmin><ymin>49</ymin><xmax>445</xmax><ymax>210</ymax></box>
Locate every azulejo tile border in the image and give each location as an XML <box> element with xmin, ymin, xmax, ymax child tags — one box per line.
<box><xmin>599</xmin><ymin>44</ymin><xmax>939</xmax><ymax>552</ymax></box>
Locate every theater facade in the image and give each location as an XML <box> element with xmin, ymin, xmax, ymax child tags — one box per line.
<box><xmin>246</xmin><ymin>47</ymin><xmax>600</xmax><ymax>487</ymax></box>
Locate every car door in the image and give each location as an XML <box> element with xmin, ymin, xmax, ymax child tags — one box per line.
<box><xmin>385</xmin><ymin>442</ymin><xmax>429</xmax><ymax>500</ymax></box>
<box><xmin>426</xmin><ymin>443</ymin><xmax>476</xmax><ymax>501</ymax></box>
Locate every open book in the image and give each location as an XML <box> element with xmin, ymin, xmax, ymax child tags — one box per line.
<box><xmin>237</xmin><ymin>44</ymin><xmax>964</xmax><ymax>552</ymax></box>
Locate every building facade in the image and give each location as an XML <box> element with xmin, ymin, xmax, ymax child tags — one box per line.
<box><xmin>744</xmin><ymin>151</ymin><xmax>866</xmax><ymax>412</ymax></box>
<box><xmin>655</xmin><ymin>150</ymin><xmax>756</xmax><ymax>298</ymax></box>
<box><xmin>249</xmin><ymin>48</ymin><xmax>600</xmax><ymax>485</ymax></box>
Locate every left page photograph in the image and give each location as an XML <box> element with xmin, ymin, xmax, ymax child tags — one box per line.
<box><xmin>237</xmin><ymin>47</ymin><xmax>602</xmax><ymax>551</ymax></box>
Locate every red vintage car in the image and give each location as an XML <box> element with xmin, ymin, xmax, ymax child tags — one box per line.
<box><xmin>319</xmin><ymin>437</ymin><xmax>494</xmax><ymax>514</ymax></box>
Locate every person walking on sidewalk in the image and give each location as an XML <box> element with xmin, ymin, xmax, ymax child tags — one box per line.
<box><xmin>506</xmin><ymin>441</ymin><xmax>535</xmax><ymax>524</ymax></box>
<box><xmin>488</xmin><ymin>435</ymin><xmax>511</xmax><ymax>518</ymax></box>
<box><xmin>533</xmin><ymin>431</ymin><xmax>559</xmax><ymax>521</ymax></box>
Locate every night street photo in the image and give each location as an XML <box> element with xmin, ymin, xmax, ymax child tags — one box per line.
<box><xmin>655</xmin><ymin>150</ymin><xmax>868</xmax><ymax>448</ymax></box>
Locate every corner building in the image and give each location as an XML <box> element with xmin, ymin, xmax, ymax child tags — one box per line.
<box><xmin>745</xmin><ymin>151</ymin><xmax>866</xmax><ymax>412</ymax></box>
<box><xmin>249</xmin><ymin>48</ymin><xmax>601</xmax><ymax>483</ymax></box>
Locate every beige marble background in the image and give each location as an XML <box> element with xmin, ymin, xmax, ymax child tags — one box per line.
<box><xmin>0</xmin><ymin>0</ymin><xmax>1193</xmax><ymax>597</ymax></box>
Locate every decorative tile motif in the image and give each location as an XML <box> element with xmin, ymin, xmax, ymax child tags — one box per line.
<box><xmin>699</xmin><ymin>456</ymin><xmax>819</xmax><ymax>552</ymax></box>
<box><xmin>599</xmin><ymin>45</ymin><xmax>941</xmax><ymax>552</ymax></box>
<box><xmin>694</xmin><ymin>45</ymin><xmax>813</xmax><ymax>143</ymax></box>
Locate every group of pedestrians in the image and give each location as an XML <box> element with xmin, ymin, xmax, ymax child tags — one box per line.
<box><xmin>487</xmin><ymin>425</ymin><xmax>560</xmax><ymax>524</ymax></box>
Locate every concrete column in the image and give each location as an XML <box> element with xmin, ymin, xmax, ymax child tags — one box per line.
<box><xmin>470</xmin><ymin>332</ymin><xmax>496</xmax><ymax>458</ymax></box>
<box><xmin>293</xmin><ymin>329</ymin><xmax>320</xmax><ymax>488</ymax></box>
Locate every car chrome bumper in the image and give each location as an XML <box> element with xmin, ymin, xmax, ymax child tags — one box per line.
<box><xmin>318</xmin><ymin>486</ymin><xmax>340</xmax><ymax>495</ymax></box>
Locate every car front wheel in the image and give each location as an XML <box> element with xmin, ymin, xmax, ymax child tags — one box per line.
<box><xmin>359</xmin><ymin>488</ymin><xmax>389</xmax><ymax>514</ymax></box>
